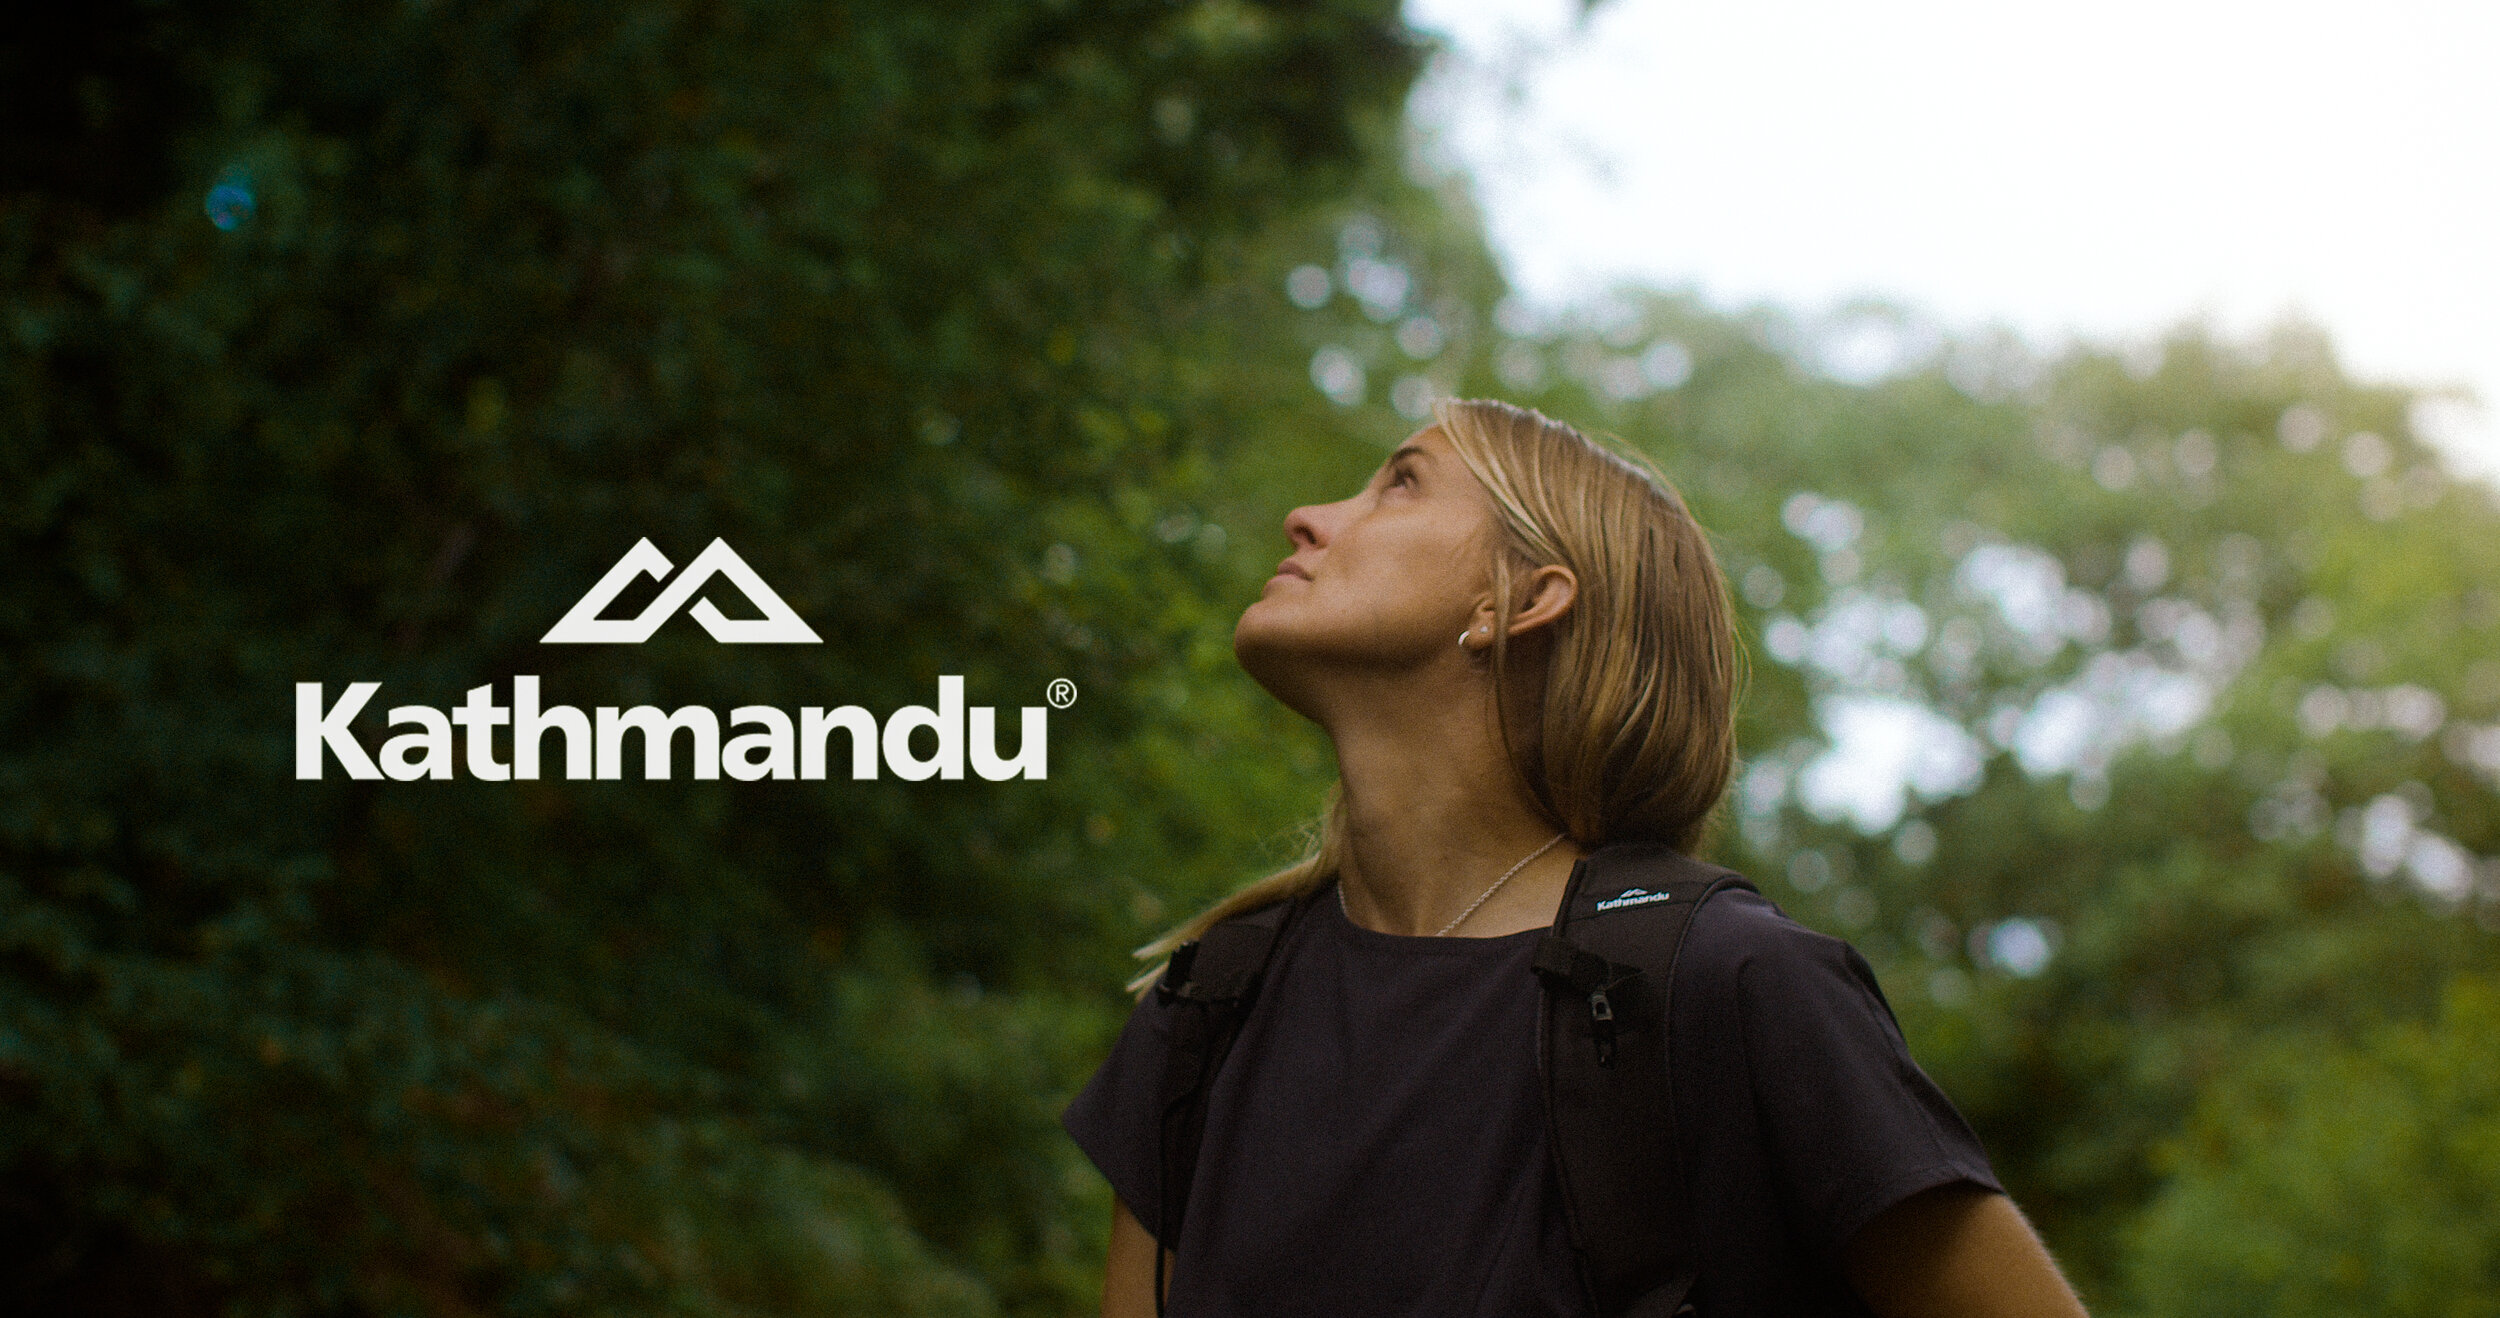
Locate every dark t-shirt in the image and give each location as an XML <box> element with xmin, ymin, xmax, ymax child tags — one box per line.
<box><xmin>1062</xmin><ymin>879</ymin><xmax>2001</xmax><ymax>1317</ymax></box>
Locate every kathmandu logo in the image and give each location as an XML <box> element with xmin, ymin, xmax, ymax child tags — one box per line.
<box><xmin>541</xmin><ymin>538</ymin><xmax>821</xmax><ymax>644</ymax></box>
<box><xmin>294</xmin><ymin>539</ymin><xmax>1061</xmax><ymax>782</ymax></box>
<box><xmin>1595</xmin><ymin>888</ymin><xmax>1674</xmax><ymax>912</ymax></box>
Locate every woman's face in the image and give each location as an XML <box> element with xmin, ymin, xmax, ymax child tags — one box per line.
<box><xmin>1234</xmin><ymin>424</ymin><xmax>1499</xmax><ymax>709</ymax></box>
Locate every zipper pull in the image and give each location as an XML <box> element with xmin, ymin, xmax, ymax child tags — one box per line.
<box><xmin>1589</xmin><ymin>986</ymin><xmax>1617</xmax><ymax>1067</ymax></box>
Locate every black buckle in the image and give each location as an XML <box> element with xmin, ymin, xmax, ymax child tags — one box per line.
<box><xmin>1537</xmin><ymin>935</ymin><xmax>1634</xmax><ymax>1068</ymax></box>
<box><xmin>1590</xmin><ymin>986</ymin><xmax>1617</xmax><ymax>1067</ymax></box>
<box><xmin>1155</xmin><ymin>939</ymin><xmax>1201</xmax><ymax>1005</ymax></box>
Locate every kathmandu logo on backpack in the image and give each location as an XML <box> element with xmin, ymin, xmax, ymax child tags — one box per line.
<box><xmin>1595</xmin><ymin>887</ymin><xmax>1674</xmax><ymax>912</ymax></box>
<box><xmin>541</xmin><ymin>538</ymin><xmax>822</xmax><ymax>644</ymax></box>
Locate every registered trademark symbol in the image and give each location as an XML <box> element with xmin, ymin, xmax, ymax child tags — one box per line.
<box><xmin>1046</xmin><ymin>678</ymin><xmax>1078</xmax><ymax>709</ymax></box>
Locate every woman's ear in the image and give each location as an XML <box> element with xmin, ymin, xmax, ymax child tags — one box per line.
<box><xmin>1505</xmin><ymin>564</ymin><xmax>1578</xmax><ymax>638</ymax></box>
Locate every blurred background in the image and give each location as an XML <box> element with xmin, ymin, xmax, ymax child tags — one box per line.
<box><xmin>3</xmin><ymin>1</ymin><xmax>2494</xmax><ymax>1314</ymax></box>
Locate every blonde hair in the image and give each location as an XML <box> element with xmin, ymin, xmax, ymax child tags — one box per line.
<box><xmin>1128</xmin><ymin>398</ymin><xmax>1741</xmax><ymax>994</ymax></box>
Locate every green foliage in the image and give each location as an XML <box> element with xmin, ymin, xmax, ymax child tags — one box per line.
<box><xmin>3</xmin><ymin>0</ymin><xmax>1422</xmax><ymax>1312</ymax></box>
<box><xmin>2125</xmin><ymin>976</ymin><xmax>2500</xmax><ymax>1317</ymax></box>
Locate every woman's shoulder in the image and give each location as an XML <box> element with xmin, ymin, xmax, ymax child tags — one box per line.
<box><xmin>1683</xmin><ymin>884</ymin><xmax>1851</xmax><ymax>961</ymax></box>
<box><xmin>1675</xmin><ymin>884</ymin><xmax>1898</xmax><ymax>1021</ymax></box>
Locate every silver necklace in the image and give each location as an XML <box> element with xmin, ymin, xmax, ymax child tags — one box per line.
<box><xmin>1337</xmin><ymin>831</ymin><xmax>1570</xmax><ymax>936</ymax></box>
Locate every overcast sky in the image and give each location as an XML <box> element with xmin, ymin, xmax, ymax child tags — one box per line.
<box><xmin>1405</xmin><ymin>0</ymin><xmax>2500</xmax><ymax>482</ymax></box>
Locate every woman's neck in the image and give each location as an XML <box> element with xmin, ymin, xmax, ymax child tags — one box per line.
<box><xmin>1323</xmin><ymin>677</ymin><xmax>1584</xmax><ymax>938</ymax></box>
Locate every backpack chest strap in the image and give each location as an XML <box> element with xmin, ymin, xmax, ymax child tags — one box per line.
<box><xmin>1149</xmin><ymin>891</ymin><xmax>1311</xmax><ymax>1315</ymax></box>
<box><xmin>1537</xmin><ymin>842</ymin><xmax>1757</xmax><ymax>1318</ymax></box>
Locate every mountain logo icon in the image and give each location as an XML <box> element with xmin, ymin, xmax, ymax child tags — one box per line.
<box><xmin>541</xmin><ymin>539</ymin><xmax>822</xmax><ymax>644</ymax></box>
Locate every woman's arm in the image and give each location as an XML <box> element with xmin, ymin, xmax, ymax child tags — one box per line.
<box><xmin>1103</xmin><ymin>1195</ymin><xmax>1169</xmax><ymax>1318</ymax></box>
<box><xmin>1844</xmin><ymin>1185</ymin><xmax>2090</xmax><ymax>1317</ymax></box>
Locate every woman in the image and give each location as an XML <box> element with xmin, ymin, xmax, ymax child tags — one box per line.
<box><xmin>1063</xmin><ymin>399</ymin><xmax>2088</xmax><ymax>1317</ymax></box>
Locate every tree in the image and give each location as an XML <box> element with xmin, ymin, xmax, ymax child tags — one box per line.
<box><xmin>2125</xmin><ymin>974</ymin><xmax>2500</xmax><ymax>1317</ymax></box>
<box><xmin>1</xmin><ymin>1</ymin><xmax>1426</xmax><ymax>1311</ymax></box>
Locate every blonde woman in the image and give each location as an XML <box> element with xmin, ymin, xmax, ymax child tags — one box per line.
<box><xmin>1063</xmin><ymin>400</ymin><xmax>2087</xmax><ymax>1317</ymax></box>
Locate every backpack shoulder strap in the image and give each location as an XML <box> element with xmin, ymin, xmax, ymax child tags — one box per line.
<box><xmin>1149</xmin><ymin>888</ymin><xmax>1313</xmax><ymax>1314</ymax></box>
<box><xmin>1533</xmin><ymin>841</ymin><xmax>1758</xmax><ymax>1318</ymax></box>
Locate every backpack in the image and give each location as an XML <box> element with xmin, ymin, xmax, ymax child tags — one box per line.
<box><xmin>1149</xmin><ymin>840</ymin><xmax>1757</xmax><ymax>1318</ymax></box>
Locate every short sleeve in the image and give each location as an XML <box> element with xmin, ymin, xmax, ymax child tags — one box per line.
<box><xmin>1705</xmin><ymin>895</ymin><xmax>2003</xmax><ymax>1263</ymax></box>
<box><xmin>1061</xmin><ymin>985</ymin><xmax>1173</xmax><ymax>1238</ymax></box>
